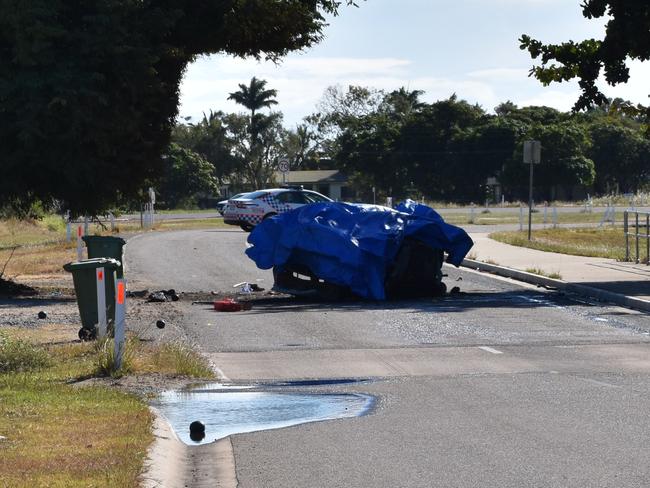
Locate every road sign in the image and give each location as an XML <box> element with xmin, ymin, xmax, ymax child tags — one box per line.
<box><xmin>523</xmin><ymin>140</ymin><xmax>542</xmax><ymax>241</ymax></box>
<box><xmin>278</xmin><ymin>158</ymin><xmax>290</xmax><ymax>173</ymax></box>
<box><xmin>523</xmin><ymin>140</ymin><xmax>541</xmax><ymax>164</ymax></box>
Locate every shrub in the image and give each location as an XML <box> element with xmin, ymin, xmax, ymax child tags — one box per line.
<box><xmin>0</xmin><ymin>331</ymin><xmax>50</xmax><ymax>373</ymax></box>
<box><xmin>153</xmin><ymin>342</ymin><xmax>213</xmax><ymax>378</ymax></box>
<box><xmin>94</xmin><ymin>337</ymin><xmax>136</xmax><ymax>378</ymax></box>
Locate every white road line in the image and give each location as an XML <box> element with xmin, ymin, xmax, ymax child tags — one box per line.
<box><xmin>478</xmin><ymin>346</ymin><xmax>503</xmax><ymax>355</ymax></box>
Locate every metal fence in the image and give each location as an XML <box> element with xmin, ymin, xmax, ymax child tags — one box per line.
<box><xmin>624</xmin><ymin>210</ymin><xmax>650</xmax><ymax>264</ymax></box>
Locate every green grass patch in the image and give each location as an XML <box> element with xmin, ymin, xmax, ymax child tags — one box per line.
<box><xmin>525</xmin><ymin>268</ymin><xmax>563</xmax><ymax>280</ymax></box>
<box><xmin>145</xmin><ymin>342</ymin><xmax>215</xmax><ymax>378</ymax></box>
<box><xmin>0</xmin><ymin>326</ymin><xmax>215</xmax><ymax>486</ymax></box>
<box><xmin>0</xmin><ymin>331</ymin><xmax>50</xmax><ymax>373</ymax></box>
<box><xmin>489</xmin><ymin>228</ymin><xmax>629</xmax><ymax>261</ymax></box>
<box><xmin>439</xmin><ymin>210</ymin><xmax>609</xmax><ymax>226</ymax></box>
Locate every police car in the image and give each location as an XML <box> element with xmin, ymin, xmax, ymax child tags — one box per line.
<box><xmin>222</xmin><ymin>187</ymin><xmax>332</xmax><ymax>231</ymax></box>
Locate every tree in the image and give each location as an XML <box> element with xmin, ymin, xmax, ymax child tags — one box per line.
<box><xmin>589</xmin><ymin>123</ymin><xmax>650</xmax><ymax>193</ymax></box>
<box><xmin>520</xmin><ymin>1</ymin><xmax>650</xmax><ymax>115</ymax></box>
<box><xmin>228</xmin><ymin>77</ymin><xmax>278</xmax><ymax>120</ymax></box>
<box><xmin>225</xmin><ymin>112</ymin><xmax>286</xmax><ymax>189</ymax></box>
<box><xmin>171</xmin><ymin>111</ymin><xmax>243</xmax><ymax>185</ymax></box>
<box><xmin>228</xmin><ymin>78</ymin><xmax>285</xmax><ymax>188</ymax></box>
<box><xmin>0</xmin><ymin>0</ymin><xmax>354</xmax><ymax>216</ymax></box>
<box><xmin>157</xmin><ymin>144</ymin><xmax>218</xmax><ymax>209</ymax></box>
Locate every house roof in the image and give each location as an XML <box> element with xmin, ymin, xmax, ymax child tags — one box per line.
<box><xmin>276</xmin><ymin>170</ymin><xmax>348</xmax><ymax>184</ymax></box>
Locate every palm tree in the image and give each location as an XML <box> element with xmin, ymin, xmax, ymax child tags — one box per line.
<box><xmin>228</xmin><ymin>77</ymin><xmax>278</xmax><ymax>119</ymax></box>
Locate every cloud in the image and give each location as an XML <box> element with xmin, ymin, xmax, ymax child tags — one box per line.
<box><xmin>179</xmin><ymin>55</ymin><xmax>649</xmax><ymax>125</ymax></box>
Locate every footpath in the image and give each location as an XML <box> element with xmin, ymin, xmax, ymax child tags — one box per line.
<box><xmin>464</xmin><ymin>232</ymin><xmax>650</xmax><ymax>313</ymax></box>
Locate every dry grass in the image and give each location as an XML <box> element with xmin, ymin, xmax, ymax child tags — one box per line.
<box><xmin>0</xmin><ymin>242</ymin><xmax>78</xmax><ymax>279</ymax></box>
<box><xmin>489</xmin><ymin>228</ymin><xmax>631</xmax><ymax>261</ymax></box>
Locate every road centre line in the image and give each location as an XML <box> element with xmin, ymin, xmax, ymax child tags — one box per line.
<box><xmin>478</xmin><ymin>346</ymin><xmax>504</xmax><ymax>355</ymax></box>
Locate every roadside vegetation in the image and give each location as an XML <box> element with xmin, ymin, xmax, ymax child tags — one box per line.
<box><xmin>489</xmin><ymin>228</ymin><xmax>630</xmax><ymax>262</ymax></box>
<box><xmin>0</xmin><ymin>325</ymin><xmax>214</xmax><ymax>487</ymax></box>
<box><xmin>525</xmin><ymin>268</ymin><xmax>563</xmax><ymax>280</ymax></box>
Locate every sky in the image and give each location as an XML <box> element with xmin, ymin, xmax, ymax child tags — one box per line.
<box><xmin>178</xmin><ymin>0</ymin><xmax>649</xmax><ymax>127</ymax></box>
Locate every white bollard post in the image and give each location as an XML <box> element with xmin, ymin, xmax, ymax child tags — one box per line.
<box><xmin>519</xmin><ymin>204</ymin><xmax>524</xmax><ymax>231</ymax></box>
<box><xmin>552</xmin><ymin>206</ymin><xmax>558</xmax><ymax>228</ymax></box>
<box><xmin>114</xmin><ymin>279</ymin><xmax>127</xmax><ymax>370</ymax></box>
<box><xmin>84</xmin><ymin>216</ymin><xmax>89</xmax><ymax>236</ymax></box>
<box><xmin>110</xmin><ymin>213</ymin><xmax>115</xmax><ymax>232</ymax></box>
<box><xmin>96</xmin><ymin>268</ymin><xmax>107</xmax><ymax>339</ymax></box>
<box><xmin>76</xmin><ymin>225</ymin><xmax>83</xmax><ymax>261</ymax></box>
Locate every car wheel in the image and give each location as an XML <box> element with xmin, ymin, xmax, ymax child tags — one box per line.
<box><xmin>240</xmin><ymin>223</ymin><xmax>254</xmax><ymax>232</ymax></box>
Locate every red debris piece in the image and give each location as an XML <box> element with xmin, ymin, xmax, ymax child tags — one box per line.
<box><xmin>214</xmin><ymin>298</ymin><xmax>242</xmax><ymax>312</ymax></box>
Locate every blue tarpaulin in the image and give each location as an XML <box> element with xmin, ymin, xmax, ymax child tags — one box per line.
<box><xmin>246</xmin><ymin>200</ymin><xmax>474</xmax><ymax>300</ymax></box>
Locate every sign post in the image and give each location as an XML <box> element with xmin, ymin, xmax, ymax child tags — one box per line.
<box><xmin>114</xmin><ymin>279</ymin><xmax>127</xmax><ymax>371</ymax></box>
<box><xmin>523</xmin><ymin>140</ymin><xmax>541</xmax><ymax>241</ymax></box>
<box><xmin>96</xmin><ymin>268</ymin><xmax>107</xmax><ymax>338</ymax></box>
<box><xmin>278</xmin><ymin>158</ymin><xmax>290</xmax><ymax>185</ymax></box>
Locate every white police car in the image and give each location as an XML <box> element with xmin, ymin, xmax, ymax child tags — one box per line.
<box><xmin>223</xmin><ymin>187</ymin><xmax>332</xmax><ymax>231</ymax></box>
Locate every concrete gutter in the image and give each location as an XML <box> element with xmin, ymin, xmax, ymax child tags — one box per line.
<box><xmin>140</xmin><ymin>407</ymin><xmax>238</xmax><ymax>488</ymax></box>
<box><xmin>461</xmin><ymin>258</ymin><xmax>650</xmax><ymax>314</ymax></box>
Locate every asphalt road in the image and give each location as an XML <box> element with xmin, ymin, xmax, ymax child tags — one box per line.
<box><xmin>127</xmin><ymin>229</ymin><xmax>650</xmax><ymax>488</ymax></box>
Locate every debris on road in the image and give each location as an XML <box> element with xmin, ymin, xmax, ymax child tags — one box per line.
<box><xmin>189</xmin><ymin>420</ymin><xmax>205</xmax><ymax>442</ymax></box>
<box><xmin>246</xmin><ymin>200</ymin><xmax>473</xmax><ymax>300</ymax></box>
<box><xmin>147</xmin><ymin>289</ymin><xmax>180</xmax><ymax>303</ymax></box>
<box><xmin>213</xmin><ymin>298</ymin><xmax>253</xmax><ymax>312</ymax></box>
<box><xmin>38</xmin><ymin>311</ymin><xmax>47</xmax><ymax>319</ymax></box>
<box><xmin>156</xmin><ymin>320</ymin><xmax>166</xmax><ymax>329</ymax></box>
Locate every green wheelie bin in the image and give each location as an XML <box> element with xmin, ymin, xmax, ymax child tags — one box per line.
<box><xmin>63</xmin><ymin>258</ymin><xmax>120</xmax><ymax>340</ymax></box>
<box><xmin>82</xmin><ymin>235</ymin><xmax>127</xmax><ymax>278</ymax></box>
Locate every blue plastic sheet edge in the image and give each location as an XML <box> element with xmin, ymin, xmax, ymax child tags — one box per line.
<box><xmin>246</xmin><ymin>200</ymin><xmax>474</xmax><ymax>300</ymax></box>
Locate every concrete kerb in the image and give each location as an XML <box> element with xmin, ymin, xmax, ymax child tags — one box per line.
<box><xmin>460</xmin><ymin>258</ymin><xmax>650</xmax><ymax>314</ymax></box>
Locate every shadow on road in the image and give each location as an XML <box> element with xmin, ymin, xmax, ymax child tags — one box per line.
<box><xmin>205</xmin><ymin>289</ymin><xmax>589</xmax><ymax>315</ymax></box>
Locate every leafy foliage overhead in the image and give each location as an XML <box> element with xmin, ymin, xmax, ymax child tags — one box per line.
<box><xmin>0</xmin><ymin>0</ymin><xmax>353</xmax><ymax>216</ymax></box>
<box><xmin>520</xmin><ymin>1</ymin><xmax>650</xmax><ymax>115</ymax></box>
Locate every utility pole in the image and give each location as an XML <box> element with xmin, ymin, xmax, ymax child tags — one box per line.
<box><xmin>523</xmin><ymin>140</ymin><xmax>541</xmax><ymax>241</ymax></box>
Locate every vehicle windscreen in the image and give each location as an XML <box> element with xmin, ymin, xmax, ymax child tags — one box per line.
<box><xmin>238</xmin><ymin>190</ymin><xmax>267</xmax><ymax>200</ymax></box>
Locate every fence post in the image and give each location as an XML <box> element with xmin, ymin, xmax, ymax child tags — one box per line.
<box><xmin>624</xmin><ymin>211</ymin><xmax>629</xmax><ymax>262</ymax></box>
<box><xmin>519</xmin><ymin>203</ymin><xmax>523</xmax><ymax>231</ymax></box>
<box><xmin>634</xmin><ymin>212</ymin><xmax>639</xmax><ymax>264</ymax></box>
<box><xmin>76</xmin><ymin>225</ymin><xmax>83</xmax><ymax>261</ymax></box>
<box><xmin>552</xmin><ymin>205</ymin><xmax>558</xmax><ymax>228</ymax></box>
<box><xmin>647</xmin><ymin>214</ymin><xmax>649</xmax><ymax>266</ymax></box>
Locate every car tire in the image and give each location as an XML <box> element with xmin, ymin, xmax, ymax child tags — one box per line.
<box><xmin>240</xmin><ymin>223</ymin><xmax>254</xmax><ymax>232</ymax></box>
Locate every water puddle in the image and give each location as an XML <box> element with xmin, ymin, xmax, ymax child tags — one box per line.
<box><xmin>152</xmin><ymin>384</ymin><xmax>375</xmax><ymax>445</ymax></box>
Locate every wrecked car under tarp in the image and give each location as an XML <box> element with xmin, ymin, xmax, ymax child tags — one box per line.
<box><xmin>245</xmin><ymin>200</ymin><xmax>474</xmax><ymax>300</ymax></box>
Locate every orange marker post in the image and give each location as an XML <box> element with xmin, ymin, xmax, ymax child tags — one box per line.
<box><xmin>77</xmin><ymin>225</ymin><xmax>83</xmax><ymax>261</ymax></box>
<box><xmin>96</xmin><ymin>267</ymin><xmax>107</xmax><ymax>338</ymax></box>
<box><xmin>114</xmin><ymin>279</ymin><xmax>127</xmax><ymax>370</ymax></box>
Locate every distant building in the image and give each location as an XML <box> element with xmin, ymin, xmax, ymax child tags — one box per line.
<box><xmin>274</xmin><ymin>170</ymin><xmax>349</xmax><ymax>201</ymax></box>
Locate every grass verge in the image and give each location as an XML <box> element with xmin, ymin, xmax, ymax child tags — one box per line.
<box><xmin>525</xmin><ymin>268</ymin><xmax>563</xmax><ymax>280</ymax></box>
<box><xmin>489</xmin><ymin>228</ymin><xmax>631</xmax><ymax>261</ymax></box>
<box><xmin>0</xmin><ymin>325</ymin><xmax>214</xmax><ymax>487</ymax></box>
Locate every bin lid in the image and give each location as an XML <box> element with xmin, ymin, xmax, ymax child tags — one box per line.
<box><xmin>82</xmin><ymin>235</ymin><xmax>126</xmax><ymax>245</ymax></box>
<box><xmin>63</xmin><ymin>258</ymin><xmax>121</xmax><ymax>272</ymax></box>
